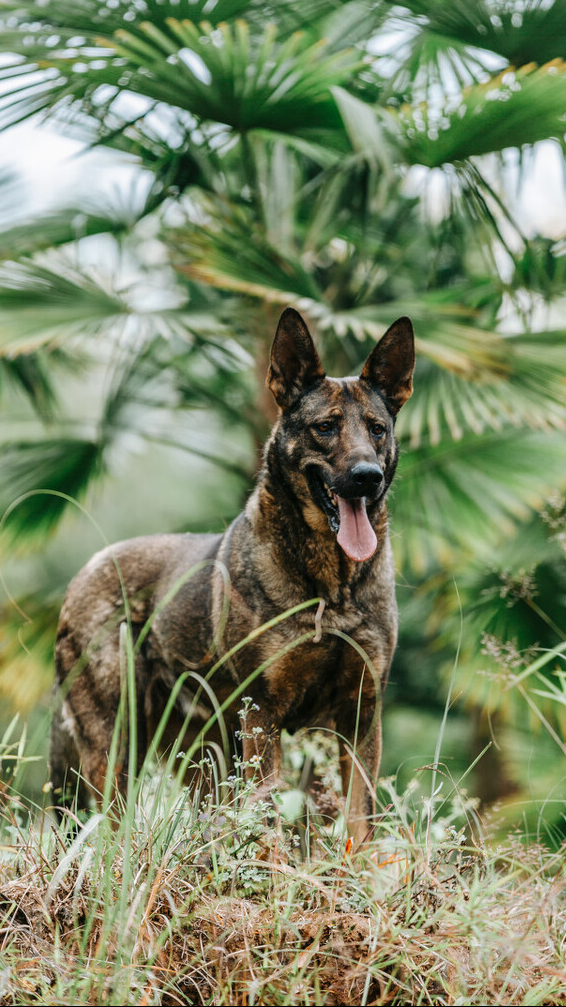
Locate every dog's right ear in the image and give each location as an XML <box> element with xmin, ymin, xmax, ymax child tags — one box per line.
<box><xmin>360</xmin><ymin>316</ymin><xmax>415</xmax><ymax>414</ymax></box>
<box><xmin>267</xmin><ymin>308</ymin><xmax>325</xmax><ymax>409</ymax></box>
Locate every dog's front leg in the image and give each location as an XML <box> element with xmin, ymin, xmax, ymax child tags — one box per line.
<box><xmin>337</xmin><ymin>704</ymin><xmax>382</xmax><ymax>848</ymax></box>
<box><xmin>239</xmin><ymin>704</ymin><xmax>282</xmax><ymax>806</ymax></box>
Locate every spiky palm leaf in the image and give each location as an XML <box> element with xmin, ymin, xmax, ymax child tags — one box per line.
<box><xmin>0</xmin><ymin>438</ymin><xmax>103</xmax><ymax>543</ymax></box>
<box><xmin>393</xmin><ymin>0</ymin><xmax>566</xmax><ymax>89</ymax></box>
<box><xmin>167</xmin><ymin>168</ymin><xmax>566</xmax><ymax>444</ymax></box>
<box><xmin>391</xmin><ymin>428</ymin><xmax>566</xmax><ymax>572</ymax></box>
<box><xmin>0</xmin><ymin>6</ymin><xmax>359</xmax><ymax>137</ymax></box>
<box><xmin>0</xmin><ymin>259</ymin><xmax>131</xmax><ymax>353</ymax></box>
<box><xmin>398</xmin><ymin>61</ymin><xmax>566</xmax><ymax>167</ymax></box>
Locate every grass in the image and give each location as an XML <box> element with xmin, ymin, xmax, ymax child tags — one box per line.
<box><xmin>2</xmin><ymin>568</ymin><xmax>566</xmax><ymax>1005</ymax></box>
<box><xmin>1</xmin><ymin>720</ymin><xmax>566</xmax><ymax>1006</ymax></box>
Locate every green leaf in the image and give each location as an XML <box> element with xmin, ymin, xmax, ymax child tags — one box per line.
<box><xmin>392</xmin><ymin>428</ymin><xmax>566</xmax><ymax>571</ymax></box>
<box><xmin>332</xmin><ymin>85</ymin><xmax>396</xmax><ymax>172</ymax></box>
<box><xmin>171</xmin><ymin>196</ymin><xmax>324</xmax><ymax>302</ymax></box>
<box><xmin>0</xmin><ymin>259</ymin><xmax>131</xmax><ymax>353</ymax></box>
<box><xmin>0</xmin><ymin>353</ymin><xmax>61</xmax><ymax>420</ymax></box>
<box><xmin>0</xmin><ymin>9</ymin><xmax>360</xmax><ymax>136</ymax></box>
<box><xmin>0</xmin><ymin>438</ymin><xmax>103</xmax><ymax>546</ymax></box>
<box><xmin>395</xmin><ymin>0</ymin><xmax>566</xmax><ymax>70</ymax></box>
<box><xmin>0</xmin><ymin>207</ymin><xmax>135</xmax><ymax>262</ymax></box>
<box><xmin>108</xmin><ymin>18</ymin><xmax>359</xmax><ymax>132</ymax></box>
<box><xmin>397</xmin><ymin>62</ymin><xmax>566</xmax><ymax>167</ymax></box>
<box><xmin>397</xmin><ymin>328</ymin><xmax>566</xmax><ymax>447</ymax></box>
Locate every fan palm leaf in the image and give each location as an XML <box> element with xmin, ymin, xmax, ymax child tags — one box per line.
<box><xmin>168</xmin><ymin>183</ymin><xmax>566</xmax><ymax>446</ymax></box>
<box><xmin>392</xmin><ymin>428</ymin><xmax>566</xmax><ymax>571</ymax></box>
<box><xmin>0</xmin><ymin>438</ymin><xmax>103</xmax><ymax>544</ymax></box>
<box><xmin>0</xmin><ymin>259</ymin><xmax>132</xmax><ymax>353</ymax></box>
<box><xmin>0</xmin><ymin>10</ymin><xmax>359</xmax><ymax>135</ymax></box>
<box><xmin>394</xmin><ymin>0</ymin><xmax>566</xmax><ymax>79</ymax></box>
<box><xmin>398</xmin><ymin>61</ymin><xmax>566</xmax><ymax>168</ymax></box>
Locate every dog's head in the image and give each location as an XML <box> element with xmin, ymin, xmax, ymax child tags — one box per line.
<box><xmin>267</xmin><ymin>308</ymin><xmax>414</xmax><ymax>562</ymax></box>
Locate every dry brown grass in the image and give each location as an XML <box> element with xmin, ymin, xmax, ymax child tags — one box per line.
<box><xmin>1</xmin><ymin>775</ymin><xmax>566</xmax><ymax>1006</ymax></box>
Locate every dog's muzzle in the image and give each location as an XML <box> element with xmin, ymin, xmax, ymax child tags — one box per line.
<box><xmin>308</xmin><ymin>463</ymin><xmax>384</xmax><ymax>563</ymax></box>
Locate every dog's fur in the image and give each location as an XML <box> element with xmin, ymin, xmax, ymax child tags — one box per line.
<box><xmin>51</xmin><ymin>308</ymin><xmax>414</xmax><ymax>844</ymax></box>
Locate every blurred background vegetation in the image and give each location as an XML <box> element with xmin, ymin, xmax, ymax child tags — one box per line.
<box><xmin>0</xmin><ymin>0</ymin><xmax>566</xmax><ymax>839</ymax></box>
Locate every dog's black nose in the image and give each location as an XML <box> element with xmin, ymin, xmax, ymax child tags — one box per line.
<box><xmin>350</xmin><ymin>463</ymin><xmax>384</xmax><ymax>495</ymax></box>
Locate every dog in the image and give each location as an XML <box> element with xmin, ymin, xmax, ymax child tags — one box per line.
<box><xmin>50</xmin><ymin>307</ymin><xmax>414</xmax><ymax>845</ymax></box>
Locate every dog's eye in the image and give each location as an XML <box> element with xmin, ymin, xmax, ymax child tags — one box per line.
<box><xmin>313</xmin><ymin>420</ymin><xmax>335</xmax><ymax>435</ymax></box>
<box><xmin>370</xmin><ymin>422</ymin><xmax>386</xmax><ymax>439</ymax></box>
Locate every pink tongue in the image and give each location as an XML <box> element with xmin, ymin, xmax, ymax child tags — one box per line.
<box><xmin>336</xmin><ymin>496</ymin><xmax>377</xmax><ymax>562</ymax></box>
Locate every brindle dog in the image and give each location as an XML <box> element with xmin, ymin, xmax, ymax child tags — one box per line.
<box><xmin>51</xmin><ymin>307</ymin><xmax>414</xmax><ymax>844</ymax></box>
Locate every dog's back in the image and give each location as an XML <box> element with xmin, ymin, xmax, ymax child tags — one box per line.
<box><xmin>51</xmin><ymin>533</ymin><xmax>223</xmax><ymax>803</ymax></box>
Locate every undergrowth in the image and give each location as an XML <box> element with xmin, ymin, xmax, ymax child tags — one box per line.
<box><xmin>1</xmin><ymin>721</ymin><xmax>566</xmax><ymax>1007</ymax></box>
<box><xmin>1</xmin><ymin>549</ymin><xmax>566</xmax><ymax>1005</ymax></box>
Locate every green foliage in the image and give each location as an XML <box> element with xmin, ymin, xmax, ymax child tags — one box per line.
<box><xmin>0</xmin><ymin>440</ymin><xmax>104</xmax><ymax>542</ymax></box>
<box><xmin>399</xmin><ymin>62</ymin><xmax>566</xmax><ymax>166</ymax></box>
<box><xmin>394</xmin><ymin>0</ymin><xmax>566</xmax><ymax>77</ymax></box>
<box><xmin>0</xmin><ymin>259</ymin><xmax>130</xmax><ymax>353</ymax></box>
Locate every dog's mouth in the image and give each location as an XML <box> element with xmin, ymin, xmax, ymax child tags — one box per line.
<box><xmin>308</xmin><ymin>471</ymin><xmax>378</xmax><ymax>563</ymax></box>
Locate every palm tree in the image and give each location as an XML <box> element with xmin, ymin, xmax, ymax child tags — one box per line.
<box><xmin>1</xmin><ymin>0</ymin><xmax>566</xmax><ymax>811</ymax></box>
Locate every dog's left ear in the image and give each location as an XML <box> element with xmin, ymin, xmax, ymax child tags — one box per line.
<box><xmin>360</xmin><ymin>316</ymin><xmax>415</xmax><ymax>414</ymax></box>
<box><xmin>267</xmin><ymin>308</ymin><xmax>325</xmax><ymax>409</ymax></box>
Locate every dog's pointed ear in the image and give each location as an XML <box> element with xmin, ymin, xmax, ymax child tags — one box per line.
<box><xmin>267</xmin><ymin>308</ymin><xmax>325</xmax><ymax>409</ymax></box>
<box><xmin>360</xmin><ymin>316</ymin><xmax>415</xmax><ymax>414</ymax></box>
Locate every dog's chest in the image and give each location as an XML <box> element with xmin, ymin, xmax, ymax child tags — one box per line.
<box><xmin>237</xmin><ymin>598</ymin><xmax>393</xmax><ymax>728</ymax></box>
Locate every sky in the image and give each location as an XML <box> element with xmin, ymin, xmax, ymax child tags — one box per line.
<box><xmin>1</xmin><ymin>121</ymin><xmax>141</xmax><ymax>225</ymax></box>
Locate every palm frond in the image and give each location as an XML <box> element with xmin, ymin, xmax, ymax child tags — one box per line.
<box><xmin>384</xmin><ymin>12</ymin><xmax>503</xmax><ymax>101</ymax></box>
<box><xmin>392</xmin><ymin>428</ymin><xmax>566</xmax><ymax>571</ymax></box>
<box><xmin>91</xmin><ymin>121</ymin><xmax>220</xmax><ymax>200</ymax></box>
<box><xmin>108</xmin><ymin>19</ymin><xmax>358</xmax><ymax>132</ymax></box>
<box><xmin>1</xmin><ymin>0</ymin><xmax>251</xmax><ymax>40</ymax></box>
<box><xmin>396</xmin><ymin>338</ymin><xmax>566</xmax><ymax>449</ymax></box>
<box><xmin>332</xmin><ymin>85</ymin><xmax>397</xmax><ymax>173</ymax></box>
<box><xmin>0</xmin><ymin>353</ymin><xmax>63</xmax><ymax>420</ymax></box>
<box><xmin>250</xmin><ymin>0</ymin><xmax>389</xmax><ymax>51</ymax></box>
<box><xmin>101</xmin><ymin>328</ymin><xmax>255</xmax><ymax>439</ymax></box>
<box><xmin>169</xmin><ymin>193</ymin><xmax>566</xmax><ymax>443</ymax></box>
<box><xmin>172</xmin><ymin>197</ymin><xmax>324</xmax><ymax>302</ymax></box>
<box><xmin>311</xmin><ymin>1</ymin><xmax>390</xmax><ymax>53</ymax></box>
<box><xmin>0</xmin><ymin>9</ymin><xmax>359</xmax><ymax>137</ymax></box>
<box><xmin>0</xmin><ymin>206</ymin><xmax>135</xmax><ymax>262</ymax></box>
<box><xmin>0</xmin><ymin>438</ymin><xmax>103</xmax><ymax>546</ymax></box>
<box><xmin>395</xmin><ymin>0</ymin><xmax>566</xmax><ymax>72</ymax></box>
<box><xmin>0</xmin><ymin>259</ymin><xmax>131</xmax><ymax>353</ymax></box>
<box><xmin>512</xmin><ymin>237</ymin><xmax>566</xmax><ymax>304</ymax></box>
<box><xmin>398</xmin><ymin>61</ymin><xmax>566</xmax><ymax>167</ymax></box>
<box><xmin>314</xmin><ymin>305</ymin><xmax>566</xmax><ymax>442</ymax></box>
<box><xmin>0</xmin><ymin>250</ymin><xmax>227</xmax><ymax>354</ymax></box>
